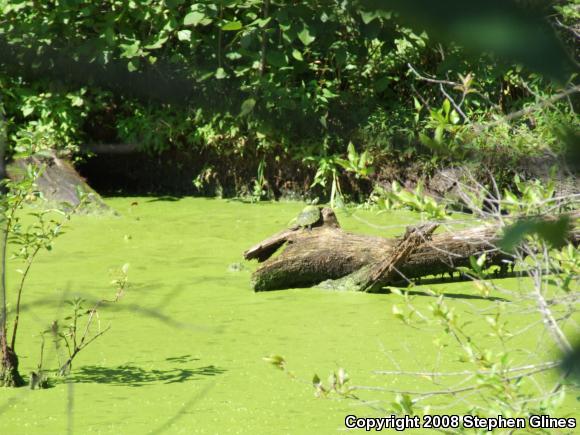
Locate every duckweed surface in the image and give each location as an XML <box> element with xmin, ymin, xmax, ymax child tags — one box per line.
<box><xmin>1</xmin><ymin>198</ymin><xmax>576</xmax><ymax>434</ymax></box>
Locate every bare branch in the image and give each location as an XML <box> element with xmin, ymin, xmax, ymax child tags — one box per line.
<box><xmin>352</xmin><ymin>361</ymin><xmax>560</xmax><ymax>400</ymax></box>
<box><xmin>553</xmin><ymin>17</ymin><xmax>580</xmax><ymax>39</ymax></box>
<box><xmin>408</xmin><ymin>63</ymin><xmax>457</xmax><ymax>86</ymax></box>
<box><xmin>373</xmin><ymin>361</ymin><xmax>560</xmax><ymax>377</ymax></box>
<box><xmin>439</xmin><ymin>83</ymin><xmax>469</xmax><ymax>123</ymax></box>
<box><xmin>473</xmin><ymin>85</ymin><xmax>580</xmax><ymax>132</ymax></box>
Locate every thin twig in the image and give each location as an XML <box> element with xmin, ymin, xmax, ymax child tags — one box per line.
<box><xmin>439</xmin><ymin>83</ymin><xmax>469</xmax><ymax>123</ymax></box>
<box><xmin>530</xmin><ymin>265</ymin><xmax>572</xmax><ymax>353</ymax></box>
<box><xmin>472</xmin><ymin>85</ymin><xmax>580</xmax><ymax>132</ymax></box>
<box><xmin>373</xmin><ymin>361</ymin><xmax>559</xmax><ymax>377</ymax></box>
<box><xmin>554</xmin><ymin>17</ymin><xmax>580</xmax><ymax>39</ymax></box>
<box><xmin>352</xmin><ymin>361</ymin><xmax>559</xmax><ymax>399</ymax></box>
<box><xmin>408</xmin><ymin>63</ymin><xmax>457</xmax><ymax>86</ymax></box>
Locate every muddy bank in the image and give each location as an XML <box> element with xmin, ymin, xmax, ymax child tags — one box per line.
<box><xmin>77</xmin><ymin>147</ymin><xmax>315</xmax><ymax>198</ymax></box>
<box><xmin>77</xmin><ymin>146</ymin><xmax>578</xmax><ymax>200</ymax></box>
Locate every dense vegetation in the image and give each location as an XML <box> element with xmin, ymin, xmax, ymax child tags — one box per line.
<box><xmin>0</xmin><ymin>4</ymin><xmax>579</xmax><ymax>432</ymax></box>
<box><xmin>0</xmin><ymin>0</ymin><xmax>577</xmax><ymax>198</ymax></box>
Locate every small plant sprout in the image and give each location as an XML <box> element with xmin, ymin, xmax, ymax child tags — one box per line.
<box><xmin>56</xmin><ymin>263</ymin><xmax>129</xmax><ymax>376</ymax></box>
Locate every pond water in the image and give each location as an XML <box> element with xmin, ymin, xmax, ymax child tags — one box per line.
<box><xmin>0</xmin><ymin>198</ymin><xmax>576</xmax><ymax>434</ymax></box>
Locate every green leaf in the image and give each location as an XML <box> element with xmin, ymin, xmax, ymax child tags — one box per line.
<box><xmin>291</xmin><ymin>49</ymin><xmax>303</xmax><ymax>61</ymax></box>
<box><xmin>396</xmin><ymin>393</ymin><xmax>414</xmax><ymax>415</ymax></box>
<box><xmin>322</xmin><ymin>88</ymin><xmax>338</xmax><ymax>99</ymax></box>
<box><xmin>119</xmin><ymin>41</ymin><xmax>141</xmax><ymax>59</ymax></box>
<box><xmin>327</xmin><ymin>372</ymin><xmax>336</xmax><ymax>387</ymax></box>
<box><xmin>144</xmin><ymin>36</ymin><xmax>168</xmax><ymax>50</ymax></box>
<box><xmin>413</xmin><ymin>97</ymin><xmax>422</xmax><ymax>111</ymax></box>
<box><xmin>298</xmin><ymin>26</ymin><xmax>315</xmax><ymax>46</ymax></box>
<box><xmin>240</xmin><ymin>98</ymin><xmax>256</xmax><ymax>117</ymax></box>
<box><xmin>374</xmin><ymin>75</ymin><xmax>390</xmax><ymax>92</ymax></box>
<box><xmin>449</xmin><ymin>110</ymin><xmax>460</xmax><ymax>124</ymax></box>
<box><xmin>127</xmin><ymin>59</ymin><xmax>139</xmax><ymax>72</ymax></box>
<box><xmin>177</xmin><ymin>30</ymin><xmax>191</xmax><ymax>41</ymax></box>
<box><xmin>225</xmin><ymin>51</ymin><xmax>242</xmax><ymax>60</ymax></box>
<box><xmin>347</xmin><ymin>142</ymin><xmax>356</xmax><ymax>161</ymax></box>
<box><xmin>469</xmin><ymin>255</ymin><xmax>480</xmax><ymax>272</ymax></box>
<box><xmin>337</xmin><ymin>368</ymin><xmax>348</xmax><ymax>386</ymax></box>
<box><xmin>392</xmin><ymin>304</ymin><xmax>405</xmax><ymax>322</ymax></box>
<box><xmin>263</xmin><ymin>354</ymin><xmax>285</xmax><ymax>369</ymax></box>
<box><xmin>476</xmin><ymin>253</ymin><xmax>486</xmax><ymax>268</ymax></box>
<box><xmin>184</xmin><ymin>11</ymin><xmax>206</xmax><ymax>27</ymax></box>
<box><xmin>360</xmin><ymin>10</ymin><xmax>378</xmax><ymax>24</ymax></box>
<box><xmin>68</xmin><ymin>95</ymin><xmax>83</xmax><ymax>107</ymax></box>
<box><xmin>390</xmin><ymin>287</ymin><xmax>403</xmax><ymax>296</ymax></box>
<box><xmin>21</xmin><ymin>106</ymin><xmax>34</xmax><ymax>117</ymax></box>
<box><xmin>434</xmin><ymin>126</ymin><xmax>444</xmax><ymax>142</ymax></box>
<box><xmin>266</xmin><ymin>50</ymin><xmax>288</xmax><ymax>67</ymax></box>
<box><xmin>358</xmin><ymin>0</ymin><xmax>573</xmax><ymax>79</ymax></box>
<box><xmin>221</xmin><ymin>21</ymin><xmax>242</xmax><ymax>31</ymax></box>
<box><xmin>500</xmin><ymin>216</ymin><xmax>572</xmax><ymax>252</ymax></box>
<box><xmin>442</xmin><ymin>98</ymin><xmax>450</xmax><ymax>115</ymax></box>
<box><xmin>215</xmin><ymin>68</ymin><xmax>227</xmax><ymax>79</ymax></box>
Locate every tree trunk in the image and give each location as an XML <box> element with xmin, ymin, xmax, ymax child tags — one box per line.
<box><xmin>0</xmin><ymin>98</ymin><xmax>25</xmax><ymax>386</ymax></box>
<box><xmin>244</xmin><ymin>207</ymin><xmax>579</xmax><ymax>292</ymax></box>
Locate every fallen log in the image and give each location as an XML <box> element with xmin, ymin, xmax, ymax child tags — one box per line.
<box><xmin>7</xmin><ymin>151</ymin><xmax>113</xmax><ymax>213</ymax></box>
<box><xmin>244</xmin><ymin>207</ymin><xmax>579</xmax><ymax>292</ymax></box>
<box><xmin>359</xmin><ymin>223</ymin><xmax>439</xmax><ymax>293</ymax></box>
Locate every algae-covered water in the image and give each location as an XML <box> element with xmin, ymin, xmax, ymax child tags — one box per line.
<box><xmin>0</xmin><ymin>198</ymin><xmax>576</xmax><ymax>434</ymax></box>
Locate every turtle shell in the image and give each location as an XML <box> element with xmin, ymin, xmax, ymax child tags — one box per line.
<box><xmin>294</xmin><ymin>205</ymin><xmax>321</xmax><ymax>227</ymax></box>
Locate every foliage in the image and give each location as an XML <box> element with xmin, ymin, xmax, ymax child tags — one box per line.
<box><xmin>0</xmin><ymin>139</ymin><xmax>126</xmax><ymax>387</ymax></box>
<box><xmin>0</xmin><ymin>0</ymin><xmax>576</xmax><ymax>197</ymax></box>
<box><xmin>53</xmin><ymin>263</ymin><xmax>128</xmax><ymax>377</ymax></box>
<box><xmin>267</xmin><ymin>178</ymin><xmax>579</xmax><ymax>428</ymax></box>
<box><xmin>373</xmin><ymin>180</ymin><xmax>448</xmax><ymax>219</ymax></box>
<box><xmin>0</xmin><ymin>146</ymin><xmax>48</xmax><ymax>386</ymax></box>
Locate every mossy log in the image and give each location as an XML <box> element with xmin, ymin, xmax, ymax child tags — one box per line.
<box><xmin>7</xmin><ymin>151</ymin><xmax>112</xmax><ymax>213</ymax></box>
<box><xmin>244</xmin><ymin>207</ymin><xmax>579</xmax><ymax>292</ymax></box>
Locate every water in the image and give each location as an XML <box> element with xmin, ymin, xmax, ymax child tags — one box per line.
<box><xmin>0</xmin><ymin>198</ymin><xmax>576</xmax><ymax>434</ymax></box>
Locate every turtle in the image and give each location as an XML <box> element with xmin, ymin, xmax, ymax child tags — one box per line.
<box><xmin>288</xmin><ymin>205</ymin><xmax>322</xmax><ymax>230</ymax></box>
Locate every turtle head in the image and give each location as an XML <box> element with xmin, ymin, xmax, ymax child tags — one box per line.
<box><xmin>321</xmin><ymin>207</ymin><xmax>339</xmax><ymax>228</ymax></box>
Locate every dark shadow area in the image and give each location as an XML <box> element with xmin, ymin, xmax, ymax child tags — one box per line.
<box><xmin>385</xmin><ymin>272</ymin><xmax>515</xmax><ymax>301</ymax></box>
<box><xmin>145</xmin><ymin>196</ymin><xmax>182</xmax><ymax>202</ymax></box>
<box><xmin>77</xmin><ymin>151</ymin><xmax>198</xmax><ymax>196</ymax></box>
<box><xmin>77</xmin><ymin>148</ymin><xmax>316</xmax><ymax>199</ymax></box>
<box><xmin>164</xmin><ymin>354</ymin><xmax>198</xmax><ymax>363</ymax></box>
<box><xmin>396</xmin><ymin>289</ymin><xmax>509</xmax><ymax>302</ymax></box>
<box><xmin>69</xmin><ymin>360</ymin><xmax>226</xmax><ymax>387</ymax></box>
<box><xmin>393</xmin><ymin>270</ymin><xmax>524</xmax><ymax>288</ymax></box>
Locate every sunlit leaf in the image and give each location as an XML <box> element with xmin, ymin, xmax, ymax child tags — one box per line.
<box><xmin>221</xmin><ymin>21</ymin><xmax>242</xmax><ymax>31</ymax></box>
<box><xmin>184</xmin><ymin>11</ymin><xmax>206</xmax><ymax>27</ymax></box>
<box><xmin>291</xmin><ymin>48</ymin><xmax>303</xmax><ymax>61</ymax></box>
<box><xmin>298</xmin><ymin>25</ymin><xmax>315</xmax><ymax>46</ymax></box>
<box><xmin>215</xmin><ymin>67</ymin><xmax>227</xmax><ymax>79</ymax></box>
<box><xmin>240</xmin><ymin>98</ymin><xmax>256</xmax><ymax>117</ymax></box>
<box><xmin>177</xmin><ymin>30</ymin><xmax>191</xmax><ymax>42</ymax></box>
